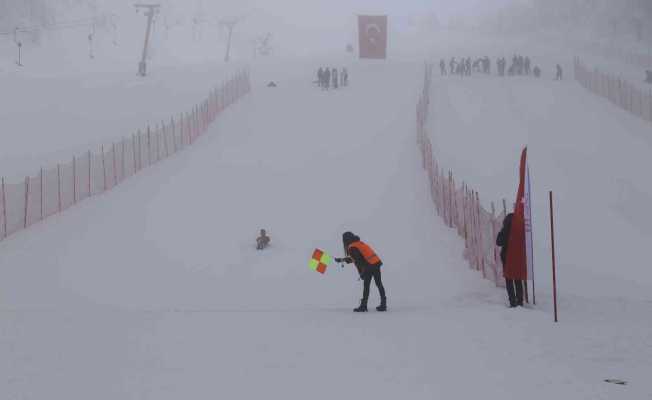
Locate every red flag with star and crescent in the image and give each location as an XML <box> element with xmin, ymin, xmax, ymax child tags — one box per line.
<box><xmin>358</xmin><ymin>15</ymin><xmax>388</xmax><ymax>59</ymax></box>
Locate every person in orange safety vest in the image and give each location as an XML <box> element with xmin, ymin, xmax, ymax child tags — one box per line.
<box><xmin>335</xmin><ymin>231</ymin><xmax>387</xmax><ymax>312</ymax></box>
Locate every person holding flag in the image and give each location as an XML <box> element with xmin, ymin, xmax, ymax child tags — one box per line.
<box><xmin>497</xmin><ymin>213</ymin><xmax>524</xmax><ymax>307</ymax></box>
<box><xmin>497</xmin><ymin>147</ymin><xmax>530</xmax><ymax>308</ymax></box>
<box><xmin>335</xmin><ymin>232</ymin><xmax>387</xmax><ymax>312</ymax></box>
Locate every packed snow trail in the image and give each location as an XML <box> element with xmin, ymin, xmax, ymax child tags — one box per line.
<box><xmin>1</xmin><ymin>58</ymin><xmax>650</xmax><ymax>399</ymax></box>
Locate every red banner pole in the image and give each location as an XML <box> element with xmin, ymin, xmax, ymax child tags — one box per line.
<box><xmin>549</xmin><ymin>191</ymin><xmax>559</xmax><ymax>323</ymax></box>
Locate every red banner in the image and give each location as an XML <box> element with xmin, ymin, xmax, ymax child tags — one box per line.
<box><xmin>358</xmin><ymin>15</ymin><xmax>387</xmax><ymax>59</ymax></box>
<box><xmin>505</xmin><ymin>147</ymin><xmax>528</xmax><ymax>280</ymax></box>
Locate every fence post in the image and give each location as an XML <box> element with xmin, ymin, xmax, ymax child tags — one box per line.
<box><xmin>147</xmin><ymin>126</ymin><xmax>152</xmax><ymax>166</ymax></box>
<box><xmin>40</xmin><ymin>168</ymin><xmax>44</xmax><ymax>220</ymax></box>
<box><xmin>23</xmin><ymin>176</ymin><xmax>29</xmax><ymax>228</ymax></box>
<box><xmin>112</xmin><ymin>143</ymin><xmax>118</xmax><ymax>186</ymax></box>
<box><xmin>2</xmin><ymin>177</ymin><xmax>7</xmax><ymax>239</ymax></box>
<box><xmin>101</xmin><ymin>145</ymin><xmax>107</xmax><ymax>192</ymax></box>
<box><xmin>171</xmin><ymin>116</ymin><xmax>177</xmax><ymax>153</ymax></box>
<box><xmin>121</xmin><ymin>139</ymin><xmax>126</xmax><ymax>180</ymax></box>
<box><xmin>72</xmin><ymin>156</ymin><xmax>77</xmax><ymax>204</ymax></box>
<box><xmin>477</xmin><ymin>191</ymin><xmax>485</xmax><ymax>276</ymax></box>
<box><xmin>447</xmin><ymin>171</ymin><xmax>453</xmax><ymax>227</ymax></box>
<box><xmin>549</xmin><ymin>191</ymin><xmax>559</xmax><ymax>323</ymax></box>
<box><xmin>57</xmin><ymin>164</ymin><xmax>62</xmax><ymax>212</ymax></box>
<box><xmin>491</xmin><ymin>202</ymin><xmax>500</xmax><ymax>285</ymax></box>
<box><xmin>162</xmin><ymin>120</ymin><xmax>169</xmax><ymax>157</ymax></box>
<box><xmin>155</xmin><ymin>125</ymin><xmax>160</xmax><ymax>162</ymax></box>
<box><xmin>186</xmin><ymin>112</ymin><xmax>192</xmax><ymax>144</ymax></box>
<box><xmin>132</xmin><ymin>133</ymin><xmax>138</xmax><ymax>174</ymax></box>
<box><xmin>88</xmin><ymin>150</ymin><xmax>92</xmax><ymax>196</ymax></box>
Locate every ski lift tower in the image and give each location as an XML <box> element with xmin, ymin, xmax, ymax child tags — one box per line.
<box><xmin>219</xmin><ymin>17</ymin><xmax>241</xmax><ymax>63</ymax></box>
<box><xmin>134</xmin><ymin>3</ymin><xmax>160</xmax><ymax>76</ymax></box>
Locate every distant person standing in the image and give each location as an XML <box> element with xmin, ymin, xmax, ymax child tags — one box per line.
<box><xmin>323</xmin><ymin>68</ymin><xmax>331</xmax><ymax>89</ymax></box>
<box><xmin>555</xmin><ymin>64</ymin><xmax>563</xmax><ymax>80</ymax></box>
<box><xmin>342</xmin><ymin>68</ymin><xmax>349</xmax><ymax>87</ymax></box>
<box><xmin>440</xmin><ymin>59</ymin><xmax>447</xmax><ymax>75</ymax></box>
<box><xmin>524</xmin><ymin>57</ymin><xmax>531</xmax><ymax>75</ymax></box>
<box><xmin>317</xmin><ymin>67</ymin><xmax>324</xmax><ymax>88</ymax></box>
<box><xmin>332</xmin><ymin>68</ymin><xmax>339</xmax><ymax>89</ymax></box>
<box><xmin>496</xmin><ymin>214</ymin><xmax>524</xmax><ymax>307</ymax></box>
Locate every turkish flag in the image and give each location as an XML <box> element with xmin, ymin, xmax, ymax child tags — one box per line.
<box><xmin>504</xmin><ymin>147</ymin><xmax>528</xmax><ymax>280</ymax></box>
<box><xmin>358</xmin><ymin>15</ymin><xmax>388</xmax><ymax>59</ymax></box>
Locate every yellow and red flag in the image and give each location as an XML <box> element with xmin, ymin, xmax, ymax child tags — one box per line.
<box><xmin>309</xmin><ymin>249</ymin><xmax>331</xmax><ymax>274</ymax></box>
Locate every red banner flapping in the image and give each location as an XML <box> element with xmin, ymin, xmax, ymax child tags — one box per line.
<box><xmin>505</xmin><ymin>147</ymin><xmax>528</xmax><ymax>280</ymax></box>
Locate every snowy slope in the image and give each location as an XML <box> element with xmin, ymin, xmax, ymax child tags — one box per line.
<box><xmin>1</xmin><ymin>28</ymin><xmax>651</xmax><ymax>399</ymax></box>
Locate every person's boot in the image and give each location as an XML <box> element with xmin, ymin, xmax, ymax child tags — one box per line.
<box><xmin>353</xmin><ymin>299</ymin><xmax>368</xmax><ymax>312</ymax></box>
<box><xmin>376</xmin><ymin>297</ymin><xmax>387</xmax><ymax>312</ymax></box>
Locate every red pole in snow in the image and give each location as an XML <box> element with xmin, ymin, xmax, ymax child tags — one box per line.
<box><xmin>549</xmin><ymin>191</ymin><xmax>559</xmax><ymax>323</ymax></box>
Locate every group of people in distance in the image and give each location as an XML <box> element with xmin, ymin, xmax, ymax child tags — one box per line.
<box><xmin>440</xmin><ymin>55</ymin><xmax>563</xmax><ymax>80</ymax></box>
<box><xmin>317</xmin><ymin>67</ymin><xmax>349</xmax><ymax>89</ymax></box>
<box><xmin>441</xmin><ymin>56</ymin><xmax>492</xmax><ymax>76</ymax></box>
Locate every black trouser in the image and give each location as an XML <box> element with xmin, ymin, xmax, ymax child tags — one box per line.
<box><xmin>362</xmin><ymin>268</ymin><xmax>386</xmax><ymax>306</ymax></box>
<box><xmin>505</xmin><ymin>279</ymin><xmax>523</xmax><ymax>306</ymax></box>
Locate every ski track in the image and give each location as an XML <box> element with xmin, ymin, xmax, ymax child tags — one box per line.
<box><xmin>1</xmin><ymin>41</ymin><xmax>652</xmax><ymax>399</ymax></box>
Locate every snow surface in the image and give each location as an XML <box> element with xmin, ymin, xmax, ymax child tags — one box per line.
<box><xmin>1</xmin><ymin>25</ymin><xmax>651</xmax><ymax>400</ymax></box>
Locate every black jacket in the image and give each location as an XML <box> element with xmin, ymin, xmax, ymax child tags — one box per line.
<box><xmin>496</xmin><ymin>213</ymin><xmax>513</xmax><ymax>265</ymax></box>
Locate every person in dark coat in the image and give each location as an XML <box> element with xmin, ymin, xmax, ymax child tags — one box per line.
<box><xmin>533</xmin><ymin>66</ymin><xmax>541</xmax><ymax>78</ymax></box>
<box><xmin>555</xmin><ymin>64</ymin><xmax>563</xmax><ymax>80</ymax></box>
<box><xmin>440</xmin><ymin>59</ymin><xmax>447</xmax><ymax>75</ymax></box>
<box><xmin>323</xmin><ymin>67</ymin><xmax>331</xmax><ymax>89</ymax></box>
<box><xmin>317</xmin><ymin>67</ymin><xmax>324</xmax><ymax>88</ymax></box>
<box><xmin>496</xmin><ymin>213</ymin><xmax>523</xmax><ymax>307</ymax></box>
<box><xmin>524</xmin><ymin>57</ymin><xmax>531</xmax><ymax>75</ymax></box>
<box><xmin>332</xmin><ymin>68</ymin><xmax>339</xmax><ymax>89</ymax></box>
<box><xmin>335</xmin><ymin>232</ymin><xmax>387</xmax><ymax>312</ymax></box>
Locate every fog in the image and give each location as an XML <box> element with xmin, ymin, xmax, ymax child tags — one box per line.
<box><xmin>1</xmin><ymin>1</ymin><xmax>652</xmax><ymax>399</ymax></box>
